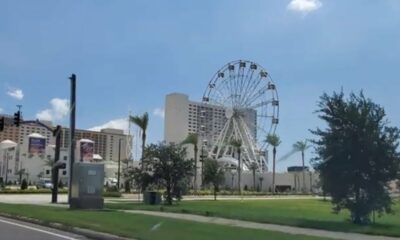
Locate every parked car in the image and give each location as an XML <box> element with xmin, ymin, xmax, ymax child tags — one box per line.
<box><xmin>36</xmin><ymin>179</ymin><xmax>53</xmax><ymax>189</ymax></box>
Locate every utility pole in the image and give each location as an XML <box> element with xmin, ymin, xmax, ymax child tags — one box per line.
<box><xmin>68</xmin><ymin>74</ymin><xmax>76</xmax><ymax>203</ymax></box>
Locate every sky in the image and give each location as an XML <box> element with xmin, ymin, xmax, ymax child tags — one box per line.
<box><xmin>1</xmin><ymin>0</ymin><xmax>400</xmax><ymax>172</ymax></box>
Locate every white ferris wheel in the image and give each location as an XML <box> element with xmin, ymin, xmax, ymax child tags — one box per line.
<box><xmin>200</xmin><ymin>60</ymin><xmax>279</xmax><ymax>171</ymax></box>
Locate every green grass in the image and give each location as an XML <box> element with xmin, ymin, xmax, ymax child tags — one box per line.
<box><xmin>0</xmin><ymin>203</ymin><xmax>331</xmax><ymax>240</ymax></box>
<box><xmin>106</xmin><ymin>199</ymin><xmax>400</xmax><ymax>237</ymax></box>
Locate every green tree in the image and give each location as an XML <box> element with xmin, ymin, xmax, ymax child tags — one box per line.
<box><xmin>312</xmin><ymin>91</ymin><xmax>400</xmax><ymax>224</ymax></box>
<box><xmin>230</xmin><ymin>139</ymin><xmax>242</xmax><ymax>194</ymax></box>
<box><xmin>248</xmin><ymin>162</ymin><xmax>258</xmax><ymax>191</ymax></box>
<box><xmin>145</xmin><ymin>143</ymin><xmax>194</xmax><ymax>205</ymax></box>
<box><xmin>293</xmin><ymin>140</ymin><xmax>310</xmax><ymax>192</ymax></box>
<box><xmin>266</xmin><ymin>134</ymin><xmax>281</xmax><ymax>194</ymax></box>
<box><xmin>20</xmin><ymin>179</ymin><xmax>28</xmax><ymax>190</ymax></box>
<box><xmin>203</xmin><ymin>159</ymin><xmax>225</xmax><ymax>200</ymax></box>
<box><xmin>124</xmin><ymin>166</ymin><xmax>153</xmax><ymax>193</ymax></box>
<box><xmin>181</xmin><ymin>133</ymin><xmax>199</xmax><ymax>191</ymax></box>
<box><xmin>129</xmin><ymin>112</ymin><xmax>149</xmax><ymax>167</ymax></box>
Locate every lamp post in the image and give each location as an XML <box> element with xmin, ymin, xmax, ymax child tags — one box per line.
<box><xmin>117</xmin><ymin>138</ymin><xmax>122</xmax><ymax>190</ymax></box>
<box><xmin>199</xmin><ymin>140</ymin><xmax>207</xmax><ymax>188</ymax></box>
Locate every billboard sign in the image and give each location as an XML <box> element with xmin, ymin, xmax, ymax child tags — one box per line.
<box><xmin>28</xmin><ymin>137</ymin><xmax>46</xmax><ymax>155</ymax></box>
<box><xmin>80</xmin><ymin>141</ymin><xmax>94</xmax><ymax>162</ymax></box>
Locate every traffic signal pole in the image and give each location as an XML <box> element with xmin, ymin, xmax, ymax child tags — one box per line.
<box><xmin>68</xmin><ymin>74</ymin><xmax>76</xmax><ymax>204</ymax></box>
<box><xmin>52</xmin><ymin>125</ymin><xmax>62</xmax><ymax>203</ymax></box>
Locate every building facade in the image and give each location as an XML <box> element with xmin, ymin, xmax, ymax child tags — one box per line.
<box><xmin>0</xmin><ymin>115</ymin><xmax>132</xmax><ymax>184</ymax></box>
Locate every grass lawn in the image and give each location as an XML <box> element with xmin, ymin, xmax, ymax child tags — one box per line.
<box><xmin>0</xmin><ymin>203</ymin><xmax>332</xmax><ymax>240</ymax></box>
<box><xmin>106</xmin><ymin>199</ymin><xmax>400</xmax><ymax>237</ymax></box>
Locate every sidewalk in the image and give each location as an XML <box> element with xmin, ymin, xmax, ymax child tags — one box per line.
<box><xmin>121</xmin><ymin>210</ymin><xmax>400</xmax><ymax>240</ymax></box>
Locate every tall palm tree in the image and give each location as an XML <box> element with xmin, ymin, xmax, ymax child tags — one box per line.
<box><xmin>129</xmin><ymin>112</ymin><xmax>149</xmax><ymax>169</ymax></box>
<box><xmin>230</xmin><ymin>138</ymin><xmax>242</xmax><ymax>194</ymax></box>
<box><xmin>293</xmin><ymin>140</ymin><xmax>310</xmax><ymax>193</ymax></box>
<box><xmin>249</xmin><ymin>162</ymin><xmax>258</xmax><ymax>191</ymax></box>
<box><xmin>266</xmin><ymin>134</ymin><xmax>281</xmax><ymax>194</ymax></box>
<box><xmin>182</xmin><ymin>133</ymin><xmax>199</xmax><ymax>190</ymax></box>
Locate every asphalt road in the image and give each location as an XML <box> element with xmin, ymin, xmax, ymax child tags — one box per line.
<box><xmin>0</xmin><ymin>216</ymin><xmax>89</xmax><ymax>240</ymax></box>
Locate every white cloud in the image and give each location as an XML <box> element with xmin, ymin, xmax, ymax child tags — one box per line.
<box><xmin>89</xmin><ymin>118</ymin><xmax>129</xmax><ymax>133</ymax></box>
<box><xmin>153</xmin><ymin>108</ymin><xmax>165</xmax><ymax>119</ymax></box>
<box><xmin>0</xmin><ymin>108</ymin><xmax>3</xmax><ymax>113</ymax></box>
<box><xmin>7</xmin><ymin>88</ymin><xmax>24</xmax><ymax>100</ymax></box>
<box><xmin>36</xmin><ymin>98</ymin><xmax>69</xmax><ymax>122</ymax></box>
<box><xmin>287</xmin><ymin>0</ymin><xmax>322</xmax><ymax>13</ymax></box>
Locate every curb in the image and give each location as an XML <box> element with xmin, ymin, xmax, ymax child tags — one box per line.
<box><xmin>0</xmin><ymin>212</ymin><xmax>133</xmax><ymax>240</ymax></box>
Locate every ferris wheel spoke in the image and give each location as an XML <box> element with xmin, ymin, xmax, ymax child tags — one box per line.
<box><xmin>243</xmin><ymin>85</ymin><xmax>271</xmax><ymax>107</ymax></box>
<box><xmin>239</xmin><ymin>68</ymin><xmax>256</xmax><ymax>106</ymax></box>
<box><xmin>228</xmin><ymin>69</ymin><xmax>239</xmax><ymax>107</ymax></box>
<box><xmin>237</xmin><ymin>64</ymin><xmax>247</xmax><ymax>106</ymax></box>
<box><xmin>238</xmin><ymin>65</ymin><xmax>253</xmax><ymax>106</ymax></box>
<box><xmin>248</xmin><ymin>99</ymin><xmax>274</xmax><ymax>109</ymax></box>
<box><xmin>241</xmin><ymin>74</ymin><xmax>262</xmax><ymax>105</ymax></box>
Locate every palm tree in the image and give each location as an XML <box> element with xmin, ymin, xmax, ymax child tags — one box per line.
<box><xmin>266</xmin><ymin>134</ymin><xmax>281</xmax><ymax>194</ymax></box>
<box><xmin>230</xmin><ymin>138</ymin><xmax>242</xmax><ymax>194</ymax></box>
<box><xmin>182</xmin><ymin>133</ymin><xmax>199</xmax><ymax>190</ymax></box>
<box><xmin>293</xmin><ymin>140</ymin><xmax>310</xmax><ymax>193</ymax></box>
<box><xmin>129</xmin><ymin>112</ymin><xmax>149</xmax><ymax>168</ymax></box>
<box><xmin>249</xmin><ymin>162</ymin><xmax>259</xmax><ymax>191</ymax></box>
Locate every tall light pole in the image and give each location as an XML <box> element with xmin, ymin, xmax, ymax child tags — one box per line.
<box><xmin>117</xmin><ymin>138</ymin><xmax>122</xmax><ymax>189</ymax></box>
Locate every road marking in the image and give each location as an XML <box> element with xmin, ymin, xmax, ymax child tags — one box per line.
<box><xmin>0</xmin><ymin>217</ymin><xmax>79</xmax><ymax>240</ymax></box>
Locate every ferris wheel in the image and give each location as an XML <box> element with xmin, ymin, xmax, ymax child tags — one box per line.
<box><xmin>200</xmin><ymin>60</ymin><xmax>279</xmax><ymax>171</ymax></box>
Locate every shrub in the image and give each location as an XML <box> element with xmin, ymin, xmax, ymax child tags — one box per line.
<box><xmin>20</xmin><ymin>179</ymin><xmax>28</xmax><ymax>190</ymax></box>
<box><xmin>58</xmin><ymin>181</ymin><xmax>64</xmax><ymax>189</ymax></box>
<box><xmin>103</xmin><ymin>191</ymin><xmax>122</xmax><ymax>198</ymax></box>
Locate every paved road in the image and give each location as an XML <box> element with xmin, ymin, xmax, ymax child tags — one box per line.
<box><xmin>0</xmin><ymin>216</ymin><xmax>89</xmax><ymax>240</ymax></box>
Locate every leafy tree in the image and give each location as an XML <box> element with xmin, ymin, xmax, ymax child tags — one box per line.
<box><xmin>230</xmin><ymin>139</ymin><xmax>242</xmax><ymax>194</ymax></box>
<box><xmin>293</xmin><ymin>140</ymin><xmax>311</xmax><ymax>192</ymax></box>
<box><xmin>144</xmin><ymin>143</ymin><xmax>194</xmax><ymax>205</ymax></box>
<box><xmin>203</xmin><ymin>159</ymin><xmax>225</xmax><ymax>200</ymax></box>
<box><xmin>258</xmin><ymin>177</ymin><xmax>264</xmax><ymax>192</ymax></box>
<box><xmin>129</xmin><ymin>112</ymin><xmax>149</xmax><ymax>167</ymax></box>
<box><xmin>181</xmin><ymin>133</ymin><xmax>199</xmax><ymax>190</ymax></box>
<box><xmin>266</xmin><ymin>134</ymin><xmax>281</xmax><ymax>194</ymax></box>
<box><xmin>248</xmin><ymin>162</ymin><xmax>258</xmax><ymax>191</ymax></box>
<box><xmin>21</xmin><ymin>179</ymin><xmax>28</xmax><ymax>190</ymax></box>
<box><xmin>312</xmin><ymin>91</ymin><xmax>400</xmax><ymax>224</ymax></box>
<box><xmin>124</xmin><ymin>166</ymin><xmax>153</xmax><ymax>193</ymax></box>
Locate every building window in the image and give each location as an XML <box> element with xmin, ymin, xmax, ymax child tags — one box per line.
<box><xmin>62</xmin><ymin>170</ymin><xmax>67</xmax><ymax>175</ymax></box>
<box><xmin>63</xmin><ymin>156</ymin><xmax>67</xmax><ymax>160</ymax></box>
<box><xmin>46</xmin><ymin>170</ymin><xmax>50</xmax><ymax>175</ymax></box>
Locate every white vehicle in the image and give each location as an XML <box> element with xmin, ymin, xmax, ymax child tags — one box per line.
<box><xmin>36</xmin><ymin>179</ymin><xmax>53</xmax><ymax>189</ymax></box>
<box><xmin>104</xmin><ymin>178</ymin><xmax>118</xmax><ymax>187</ymax></box>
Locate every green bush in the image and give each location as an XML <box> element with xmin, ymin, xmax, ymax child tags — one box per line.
<box><xmin>0</xmin><ymin>189</ymin><xmax>68</xmax><ymax>194</ymax></box>
<box><xmin>21</xmin><ymin>179</ymin><xmax>28</xmax><ymax>190</ymax></box>
<box><xmin>103</xmin><ymin>191</ymin><xmax>122</xmax><ymax>198</ymax></box>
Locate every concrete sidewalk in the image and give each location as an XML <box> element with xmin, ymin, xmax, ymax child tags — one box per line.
<box><xmin>121</xmin><ymin>210</ymin><xmax>400</xmax><ymax>240</ymax></box>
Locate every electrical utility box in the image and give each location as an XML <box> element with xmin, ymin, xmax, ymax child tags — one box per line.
<box><xmin>70</xmin><ymin>162</ymin><xmax>104</xmax><ymax>209</ymax></box>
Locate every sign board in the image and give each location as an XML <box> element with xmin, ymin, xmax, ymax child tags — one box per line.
<box><xmin>28</xmin><ymin>137</ymin><xmax>46</xmax><ymax>155</ymax></box>
<box><xmin>80</xmin><ymin>141</ymin><xmax>94</xmax><ymax>162</ymax></box>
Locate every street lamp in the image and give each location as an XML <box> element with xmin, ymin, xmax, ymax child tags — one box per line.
<box><xmin>199</xmin><ymin>139</ymin><xmax>208</xmax><ymax>188</ymax></box>
<box><xmin>117</xmin><ymin>138</ymin><xmax>122</xmax><ymax>190</ymax></box>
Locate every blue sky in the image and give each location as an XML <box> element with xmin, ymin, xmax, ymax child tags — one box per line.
<box><xmin>1</xmin><ymin>0</ymin><xmax>400</xmax><ymax>171</ymax></box>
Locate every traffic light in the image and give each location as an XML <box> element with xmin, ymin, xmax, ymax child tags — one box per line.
<box><xmin>53</xmin><ymin>161</ymin><xmax>66</xmax><ymax>169</ymax></box>
<box><xmin>13</xmin><ymin>111</ymin><xmax>21</xmax><ymax>127</ymax></box>
<box><xmin>0</xmin><ymin>117</ymin><xmax>4</xmax><ymax>132</ymax></box>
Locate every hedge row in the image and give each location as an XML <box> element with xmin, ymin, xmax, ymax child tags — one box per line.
<box><xmin>0</xmin><ymin>189</ymin><xmax>68</xmax><ymax>194</ymax></box>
